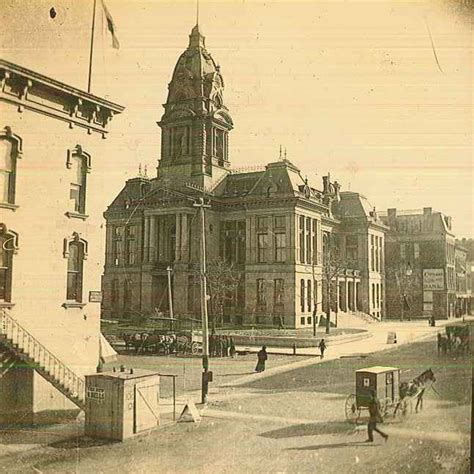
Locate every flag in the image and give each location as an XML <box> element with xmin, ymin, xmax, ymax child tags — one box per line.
<box><xmin>101</xmin><ymin>0</ymin><xmax>119</xmax><ymax>49</ymax></box>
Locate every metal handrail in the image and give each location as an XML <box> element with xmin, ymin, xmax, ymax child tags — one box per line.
<box><xmin>0</xmin><ymin>309</ymin><xmax>85</xmax><ymax>401</ymax></box>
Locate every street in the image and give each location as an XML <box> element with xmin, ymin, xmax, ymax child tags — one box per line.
<box><xmin>0</xmin><ymin>320</ymin><xmax>471</xmax><ymax>473</ymax></box>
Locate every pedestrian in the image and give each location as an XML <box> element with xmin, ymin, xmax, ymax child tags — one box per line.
<box><xmin>230</xmin><ymin>337</ymin><xmax>236</xmax><ymax>358</ymax></box>
<box><xmin>437</xmin><ymin>333</ymin><xmax>442</xmax><ymax>355</ymax></box>
<box><xmin>318</xmin><ymin>339</ymin><xmax>327</xmax><ymax>359</ymax></box>
<box><xmin>365</xmin><ymin>389</ymin><xmax>388</xmax><ymax>443</ymax></box>
<box><xmin>255</xmin><ymin>345</ymin><xmax>268</xmax><ymax>373</ymax></box>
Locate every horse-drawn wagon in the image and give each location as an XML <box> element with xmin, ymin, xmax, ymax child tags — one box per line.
<box><xmin>345</xmin><ymin>365</ymin><xmax>436</xmax><ymax>423</ymax></box>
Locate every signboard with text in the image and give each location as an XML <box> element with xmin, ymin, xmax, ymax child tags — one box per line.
<box><xmin>423</xmin><ymin>269</ymin><xmax>445</xmax><ymax>291</ymax></box>
<box><xmin>89</xmin><ymin>291</ymin><xmax>103</xmax><ymax>303</ymax></box>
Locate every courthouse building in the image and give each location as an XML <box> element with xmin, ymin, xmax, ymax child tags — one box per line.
<box><xmin>102</xmin><ymin>25</ymin><xmax>387</xmax><ymax>328</ymax></box>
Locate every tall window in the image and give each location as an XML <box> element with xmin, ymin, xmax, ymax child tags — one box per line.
<box><xmin>371</xmin><ymin>283</ymin><xmax>375</xmax><ymax>309</ymax></box>
<box><xmin>66</xmin><ymin>241</ymin><xmax>84</xmax><ymax>302</ymax></box>
<box><xmin>274</xmin><ymin>279</ymin><xmax>284</xmax><ymax>306</ymax></box>
<box><xmin>69</xmin><ymin>153</ymin><xmax>87</xmax><ymax>214</ymax></box>
<box><xmin>0</xmin><ymin>232</ymin><xmax>13</xmax><ymax>302</ymax></box>
<box><xmin>257</xmin><ymin>279</ymin><xmax>266</xmax><ymax>306</ymax></box>
<box><xmin>370</xmin><ymin>235</ymin><xmax>375</xmax><ymax>271</ymax></box>
<box><xmin>300</xmin><ymin>279</ymin><xmax>305</xmax><ymax>312</ymax></box>
<box><xmin>221</xmin><ymin>221</ymin><xmax>246</xmax><ymax>264</ymax></box>
<box><xmin>112</xmin><ymin>226</ymin><xmax>124</xmax><ymax>265</ymax></box>
<box><xmin>346</xmin><ymin>234</ymin><xmax>358</xmax><ymax>264</ymax></box>
<box><xmin>375</xmin><ymin>236</ymin><xmax>380</xmax><ymax>271</ymax></box>
<box><xmin>257</xmin><ymin>233</ymin><xmax>268</xmax><ymax>263</ymax></box>
<box><xmin>305</xmin><ymin>217</ymin><xmax>312</xmax><ymax>263</ymax></box>
<box><xmin>274</xmin><ymin>232</ymin><xmax>286</xmax><ymax>262</ymax></box>
<box><xmin>307</xmin><ymin>279</ymin><xmax>312</xmax><ymax>312</ymax></box>
<box><xmin>125</xmin><ymin>225</ymin><xmax>136</xmax><ymax>265</ymax></box>
<box><xmin>0</xmin><ymin>138</ymin><xmax>15</xmax><ymax>205</ymax></box>
<box><xmin>299</xmin><ymin>216</ymin><xmax>305</xmax><ymax>263</ymax></box>
<box><xmin>312</xmin><ymin>219</ymin><xmax>318</xmax><ymax>265</ymax></box>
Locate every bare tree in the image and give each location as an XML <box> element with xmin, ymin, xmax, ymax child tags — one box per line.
<box><xmin>206</xmin><ymin>258</ymin><xmax>240</xmax><ymax>327</ymax></box>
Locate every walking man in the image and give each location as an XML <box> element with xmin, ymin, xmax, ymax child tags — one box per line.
<box><xmin>366</xmin><ymin>389</ymin><xmax>388</xmax><ymax>443</ymax></box>
<box><xmin>318</xmin><ymin>339</ymin><xmax>327</xmax><ymax>359</ymax></box>
<box><xmin>255</xmin><ymin>346</ymin><xmax>268</xmax><ymax>373</ymax></box>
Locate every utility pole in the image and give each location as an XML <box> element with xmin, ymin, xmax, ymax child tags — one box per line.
<box><xmin>166</xmin><ymin>266</ymin><xmax>174</xmax><ymax>331</ymax></box>
<box><xmin>193</xmin><ymin>197</ymin><xmax>211</xmax><ymax>404</ymax></box>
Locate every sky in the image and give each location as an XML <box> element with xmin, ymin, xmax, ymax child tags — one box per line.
<box><xmin>1</xmin><ymin>0</ymin><xmax>473</xmax><ymax>237</ymax></box>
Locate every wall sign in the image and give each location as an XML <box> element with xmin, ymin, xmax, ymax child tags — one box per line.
<box><xmin>89</xmin><ymin>291</ymin><xmax>103</xmax><ymax>303</ymax></box>
<box><xmin>86</xmin><ymin>386</ymin><xmax>105</xmax><ymax>403</ymax></box>
<box><xmin>423</xmin><ymin>269</ymin><xmax>445</xmax><ymax>290</ymax></box>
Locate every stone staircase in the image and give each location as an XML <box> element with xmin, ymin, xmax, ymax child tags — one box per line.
<box><xmin>336</xmin><ymin>310</ymin><xmax>380</xmax><ymax>328</ymax></box>
<box><xmin>0</xmin><ymin>309</ymin><xmax>85</xmax><ymax>410</ymax></box>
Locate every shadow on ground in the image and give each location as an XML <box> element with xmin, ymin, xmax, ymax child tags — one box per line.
<box><xmin>49</xmin><ymin>436</ymin><xmax>118</xmax><ymax>449</ymax></box>
<box><xmin>260</xmin><ymin>421</ymin><xmax>353</xmax><ymax>439</ymax></box>
<box><xmin>286</xmin><ymin>441</ymin><xmax>378</xmax><ymax>451</ymax></box>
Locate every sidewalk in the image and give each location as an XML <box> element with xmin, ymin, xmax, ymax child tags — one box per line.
<box><xmin>218</xmin><ymin>318</ymin><xmax>457</xmax><ymax>389</ymax></box>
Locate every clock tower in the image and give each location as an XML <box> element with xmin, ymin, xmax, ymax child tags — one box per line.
<box><xmin>157</xmin><ymin>24</ymin><xmax>233</xmax><ymax>189</ymax></box>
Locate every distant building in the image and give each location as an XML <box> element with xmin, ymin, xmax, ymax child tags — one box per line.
<box><xmin>102</xmin><ymin>25</ymin><xmax>386</xmax><ymax>328</ymax></box>
<box><xmin>0</xmin><ymin>59</ymin><xmax>123</xmax><ymax>423</ymax></box>
<box><xmin>380</xmin><ymin>207</ymin><xmax>464</xmax><ymax>319</ymax></box>
<box><xmin>455</xmin><ymin>238</ymin><xmax>472</xmax><ymax>316</ymax></box>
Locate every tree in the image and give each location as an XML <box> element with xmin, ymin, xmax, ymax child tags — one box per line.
<box><xmin>206</xmin><ymin>258</ymin><xmax>241</xmax><ymax>327</ymax></box>
<box><xmin>321</xmin><ymin>233</ymin><xmax>348</xmax><ymax>333</ymax></box>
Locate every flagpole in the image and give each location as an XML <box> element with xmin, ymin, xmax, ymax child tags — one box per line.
<box><xmin>87</xmin><ymin>0</ymin><xmax>98</xmax><ymax>93</ymax></box>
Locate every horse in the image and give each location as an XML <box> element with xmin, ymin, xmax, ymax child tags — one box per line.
<box><xmin>394</xmin><ymin>368</ymin><xmax>436</xmax><ymax>415</ymax></box>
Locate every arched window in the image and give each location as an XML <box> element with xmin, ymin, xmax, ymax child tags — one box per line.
<box><xmin>0</xmin><ymin>127</ymin><xmax>22</xmax><ymax>207</ymax></box>
<box><xmin>64</xmin><ymin>233</ymin><xmax>88</xmax><ymax>303</ymax></box>
<box><xmin>0</xmin><ymin>226</ymin><xmax>18</xmax><ymax>303</ymax></box>
<box><xmin>66</xmin><ymin>145</ymin><xmax>91</xmax><ymax>217</ymax></box>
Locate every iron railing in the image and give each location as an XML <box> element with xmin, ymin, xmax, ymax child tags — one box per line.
<box><xmin>0</xmin><ymin>308</ymin><xmax>85</xmax><ymax>404</ymax></box>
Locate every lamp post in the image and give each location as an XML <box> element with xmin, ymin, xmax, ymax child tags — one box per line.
<box><xmin>193</xmin><ymin>197</ymin><xmax>211</xmax><ymax>404</ymax></box>
<box><xmin>166</xmin><ymin>266</ymin><xmax>174</xmax><ymax>331</ymax></box>
<box><xmin>399</xmin><ymin>264</ymin><xmax>412</xmax><ymax>322</ymax></box>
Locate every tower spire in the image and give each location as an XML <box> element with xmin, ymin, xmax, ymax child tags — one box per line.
<box><xmin>196</xmin><ymin>0</ymin><xmax>200</xmax><ymax>26</ymax></box>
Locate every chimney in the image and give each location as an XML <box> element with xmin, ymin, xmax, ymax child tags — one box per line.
<box><xmin>423</xmin><ymin>207</ymin><xmax>432</xmax><ymax>216</ymax></box>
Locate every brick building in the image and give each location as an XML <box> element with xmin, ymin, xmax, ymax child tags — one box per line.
<box><xmin>102</xmin><ymin>25</ymin><xmax>386</xmax><ymax>328</ymax></box>
<box><xmin>381</xmin><ymin>207</ymin><xmax>465</xmax><ymax>320</ymax></box>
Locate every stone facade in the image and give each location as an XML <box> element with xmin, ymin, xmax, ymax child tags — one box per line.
<box><xmin>0</xmin><ymin>59</ymin><xmax>123</xmax><ymax>423</ymax></box>
<box><xmin>102</xmin><ymin>25</ymin><xmax>386</xmax><ymax>329</ymax></box>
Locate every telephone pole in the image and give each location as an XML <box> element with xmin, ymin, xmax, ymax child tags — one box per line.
<box><xmin>193</xmin><ymin>197</ymin><xmax>211</xmax><ymax>404</ymax></box>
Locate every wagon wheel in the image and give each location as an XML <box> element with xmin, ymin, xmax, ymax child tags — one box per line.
<box><xmin>345</xmin><ymin>394</ymin><xmax>360</xmax><ymax>424</ymax></box>
<box><xmin>191</xmin><ymin>342</ymin><xmax>200</xmax><ymax>355</ymax></box>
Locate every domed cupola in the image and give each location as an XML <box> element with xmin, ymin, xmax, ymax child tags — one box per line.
<box><xmin>157</xmin><ymin>24</ymin><xmax>234</xmax><ymax>188</ymax></box>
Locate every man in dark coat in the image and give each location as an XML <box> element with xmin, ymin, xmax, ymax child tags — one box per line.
<box><xmin>366</xmin><ymin>389</ymin><xmax>388</xmax><ymax>442</ymax></box>
<box><xmin>318</xmin><ymin>339</ymin><xmax>327</xmax><ymax>359</ymax></box>
<box><xmin>255</xmin><ymin>346</ymin><xmax>268</xmax><ymax>372</ymax></box>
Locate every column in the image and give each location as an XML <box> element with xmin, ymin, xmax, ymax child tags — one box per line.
<box><xmin>345</xmin><ymin>279</ymin><xmax>349</xmax><ymax>312</ymax></box>
<box><xmin>175</xmin><ymin>213</ymin><xmax>182</xmax><ymax>261</ymax></box>
<box><xmin>181</xmin><ymin>214</ymin><xmax>189</xmax><ymax>261</ymax></box>
<box><xmin>149</xmin><ymin>216</ymin><xmax>156</xmax><ymax>263</ymax></box>
<box><xmin>352</xmin><ymin>278</ymin><xmax>357</xmax><ymax>311</ymax></box>
<box><xmin>143</xmin><ymin>216</ymin><xmax>150</xmax><ymax>263</ymax></box>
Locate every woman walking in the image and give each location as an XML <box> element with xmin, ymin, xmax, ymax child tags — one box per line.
<box><xmin>255</xmin><ymin>346</ymin><xmax>268</xmax><ymax>373</ymax></box>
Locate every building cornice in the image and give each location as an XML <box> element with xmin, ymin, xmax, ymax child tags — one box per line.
<box><xmin>0</xmin><ymin>60</ymin><xmax>124</xmax><ymax>138</ymax></box>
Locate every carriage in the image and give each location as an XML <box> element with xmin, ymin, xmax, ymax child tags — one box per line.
<box><xmin>438</xmin><ymin>321</ymin><xmax>473</xmax><ymax>356</ymax></box>
<box><xmin>345</xmin><ymin>366</ymin><xmax>401</xmax><ymax>423</ymax></box>
<box><xmin>345</xmin><ymin>365</ymin><xmax>436</xmax><ymax>423</ymax></box>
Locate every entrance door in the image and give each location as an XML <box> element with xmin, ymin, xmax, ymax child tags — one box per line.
<box><xmin>134</xmin><ymin>380</ymin><xmax>160</xmax><ymax>433</ymax></box>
